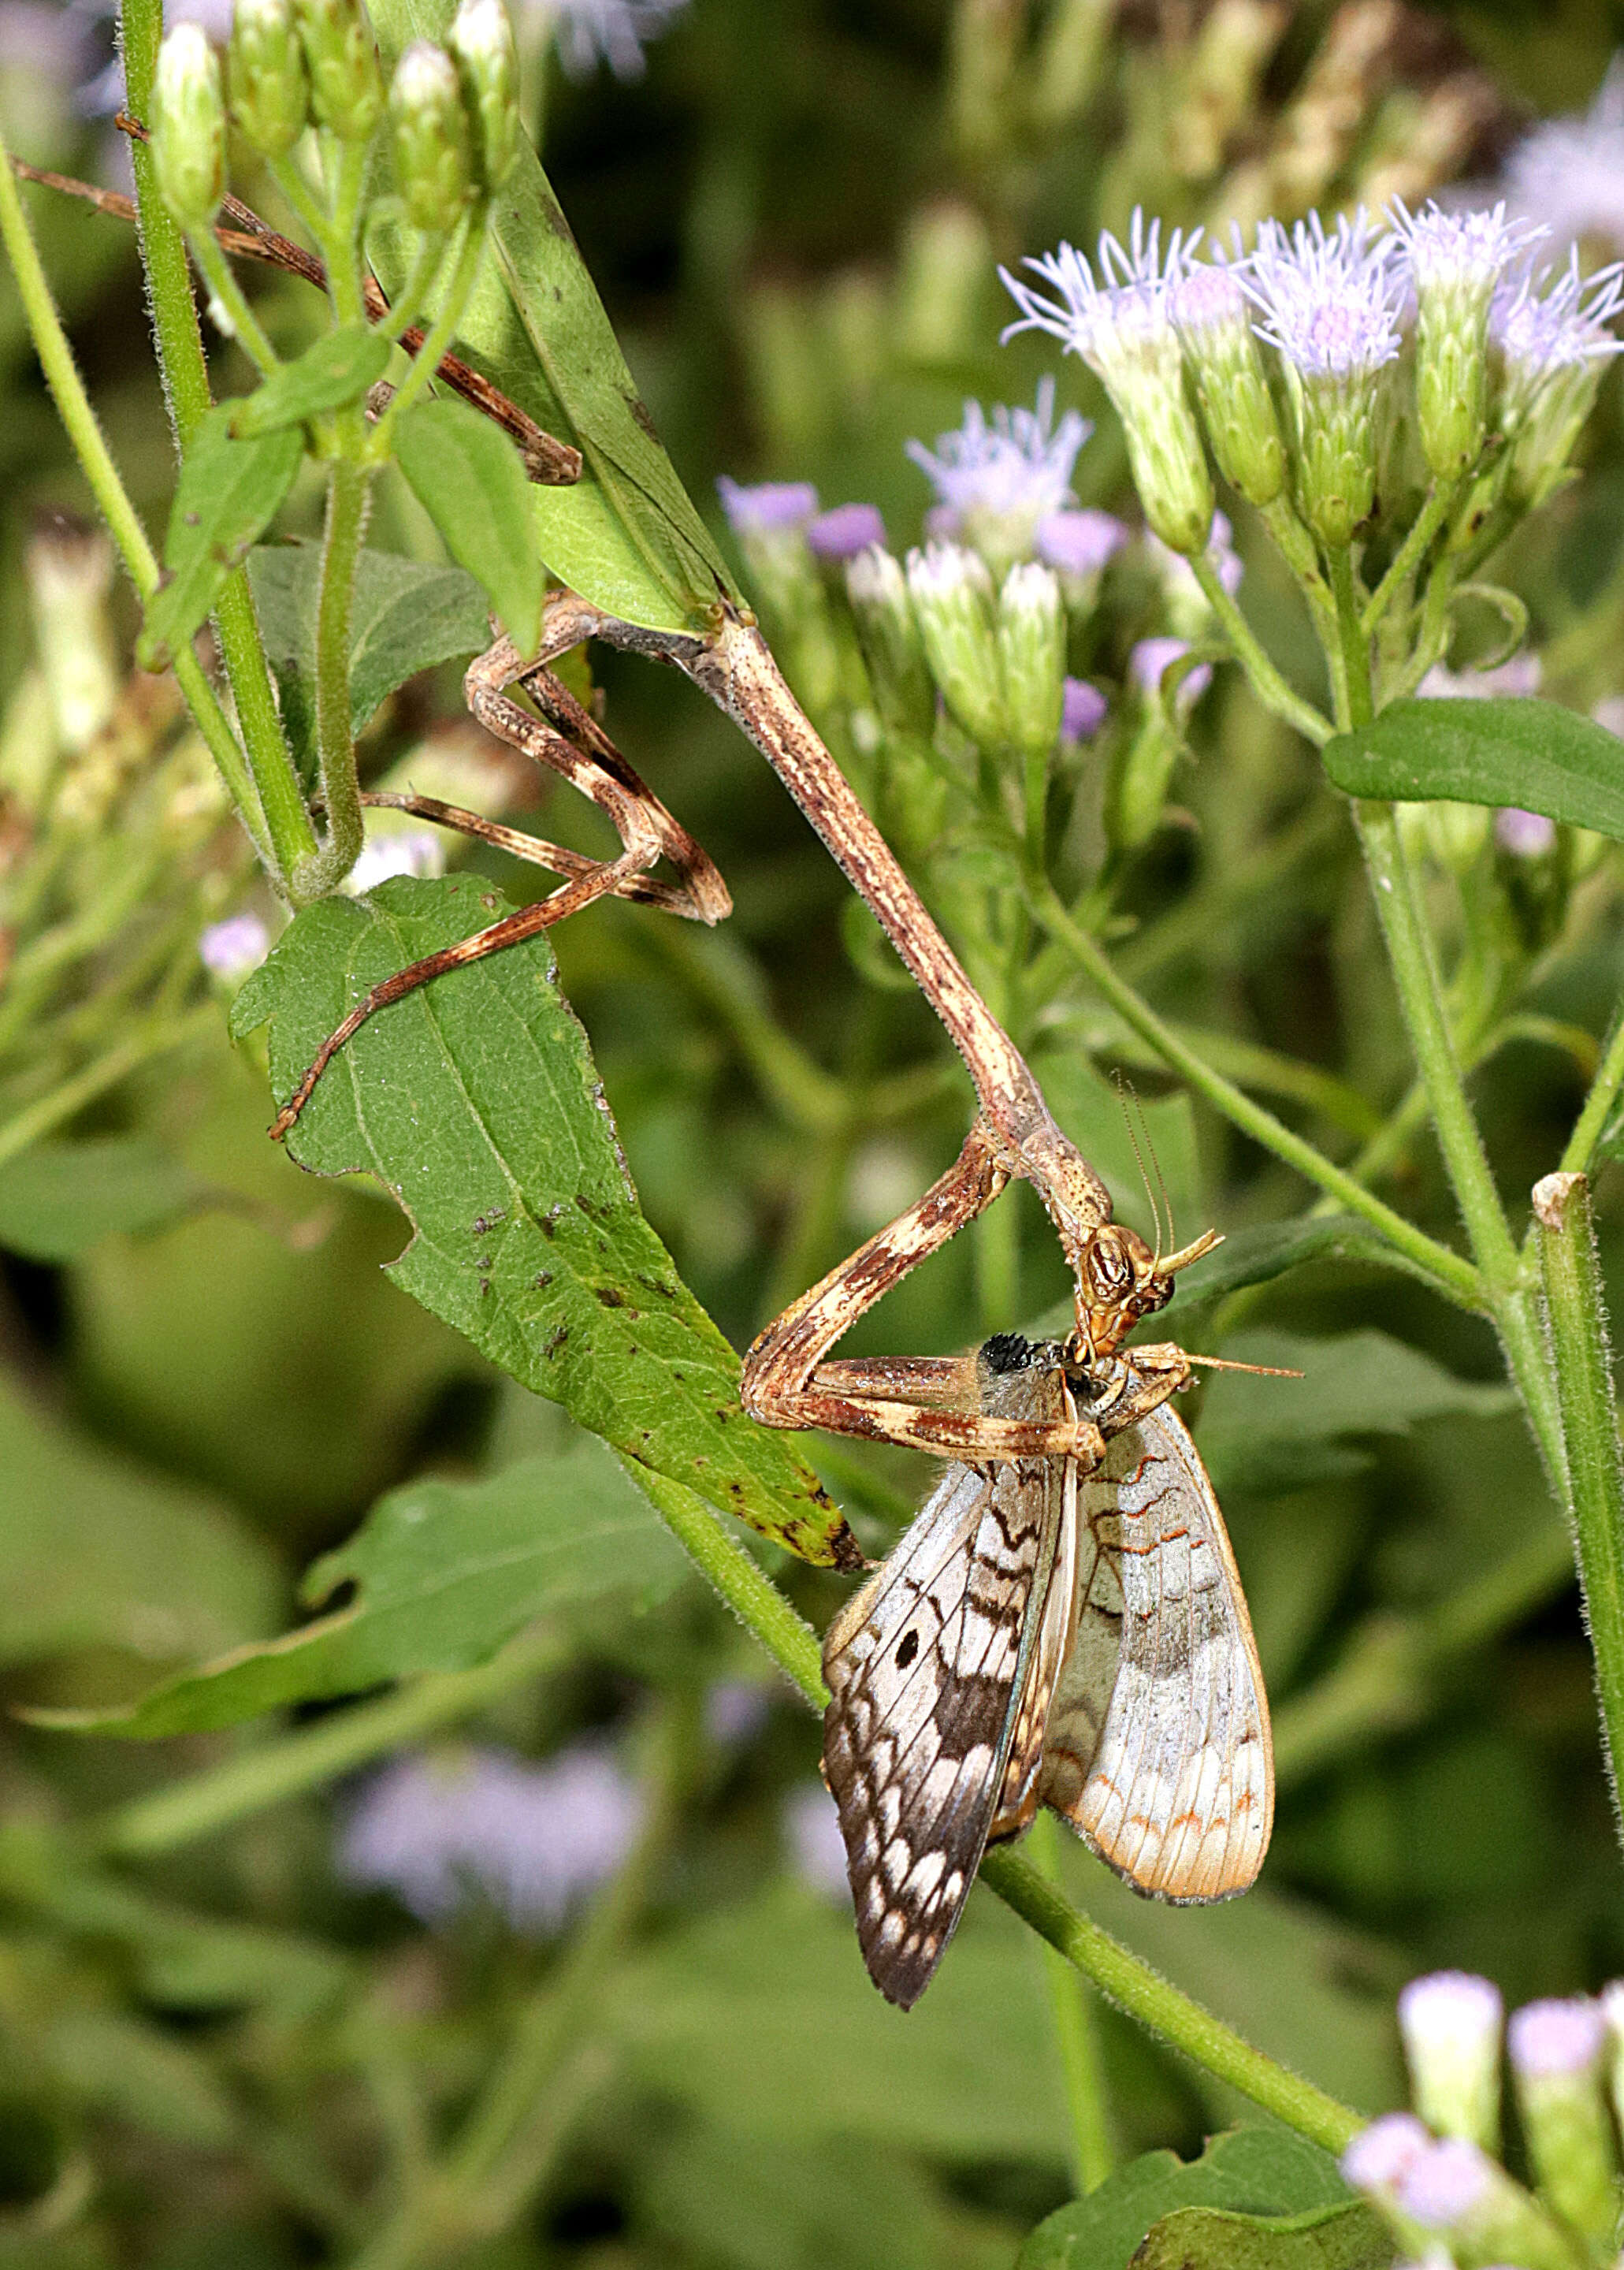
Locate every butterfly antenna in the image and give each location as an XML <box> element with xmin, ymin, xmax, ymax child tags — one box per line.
<box><xmin>1112</xmin><ymin>1070</ymin><xmax>1166</xmax><ymax>1265</ymax></box>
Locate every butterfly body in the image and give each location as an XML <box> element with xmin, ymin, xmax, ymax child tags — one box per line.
<box><xmin>822</xmin><ymin>1332</ymin><xmax>1273</xmax><ymax>2009</ymax></box>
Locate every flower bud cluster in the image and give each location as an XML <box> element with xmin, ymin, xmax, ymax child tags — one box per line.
<box><xmin>1342</xmin><ymin>1971</ymin><xmax>1624</xmax><ymax>2270</ymax></box>
<box><xmin>154</xmin><ymin>0</ymin><xmax>520</xmax><ymax>240</ymax></box>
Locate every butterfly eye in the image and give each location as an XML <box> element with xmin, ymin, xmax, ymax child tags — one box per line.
<box><xmin>895</xmin><ymin>1630</ymin><xmax>920</xmax><ymax>1669</ymax></box>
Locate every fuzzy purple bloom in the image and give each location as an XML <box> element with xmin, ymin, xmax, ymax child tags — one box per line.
<box><xmin>1243</xmin><ymin>208</ymin><xmax>1405</xmax><ymax>379</ymax></box>
<box><xmin>1399</xmin><ymin>1970</ymin><xmax>1504</xmax><ymax>2049</ymax></box>
<box><xmin>1000</xmin><ymin>210</ymin><xmax>1195</xmax><ymax>368</ymax></box>
<box><xmin>1132</xmin><ymin>635</ymin><xmax>1210</xmax><ymax>708</ymax></box>
<box><xmin>1503</xmin><ymin>58</ymin><xmax>1624</xmax><ymax>255</ymax></box>
<box><xmin>1061</xmin><ymin>676</ymin><xmax>1109</xmax><ymax>744</ymax></box>
<box><xmin>1507</xmin><ymin>1996</ymin><xmax>1607</xmax><ymax>2078</ymax></box>
<box><xmin>806</xmin><ymin>502</ymin><xmax>886</xmax><ymax>560</ymax></box>
<box><xmin>537</xmin><ymin>0</ymin><xmax>689</xmax><ymax>82</ymax></box>
<box><xmin>1496</xmin><ymin>808</ymin><xmax>1558</xmax><ymax>858</ymax></box>
<box><xmin>715</xmin><ymin>477</ymin><xmax>819</xmax><ymax>537</ymax></box>
<box><xmin>199</xmin><ymin>911</ymin><xmax>270</xmax><ymax>981</ymax></box>
<box><xmin>1491</xmin><ymin>251</ymin><xmax>1624</xmax><ymax>381</ymax></box>
<box><xmin>784</xmin><ymin>1782</ymin><xmax>850</xmax><ymax>1903</ymax></box>
<box><xmin>1340</xmin><ymin>2112</ymin><xmax>1433</xmax><ymax>2194</ymax></box>
<box><xmin>1391</xmin><ymin>199</ymin><xmax>1547</xmax><ymax>300</ymax></box>
<box><xmin>1035</xmin><ymin>508</ymin><xmax>1128</xmax><ymax>579</ymax></box>
<box><xmin>905</xmin><ymin>378</ymin><xmax>1089</xmax><ymax>534</ymax></box>
<box><xmin>1395</xmin><ymin>2138</ymin><xmax>1495</xmax><ymax>2229</ymax></box>
<box><xmin>704</xmin><ymin>1680</ymin><xmax>773</xmax><ymax>1746</ymax></box>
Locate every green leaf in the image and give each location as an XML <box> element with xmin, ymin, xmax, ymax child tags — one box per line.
<box><xmin>392</xmin><ymin>396</ymin><xmax>542</xmax><ymax>656</ymax></box>
<box><xmin>46</xmin><ymin>2008</ymin><xmax>238</xmax><ymax>2149</ymax></box>
<box><xmin>366</xmin><ymin>0</ymin><xmax>738</xmax><ymax>634</ymax></box>
<box><xmin>229</xmin><ymin>323</ymin><xmax>392</xmax><ymax>437</ymax></box>
<box><xmin>232</xmin><ymin>876</ymin><xmax>855</xmax><ymax>1568</ymax></box>
<box><xmin>248</xmin><ymin>540</ymin><xmax>492</xmax><ymax>776</ymax></box>
<box><xmin>1159</xmin><ymin>1215</ymin><xmax>1455</xmax><ymax>1320</ymax></box>
<box><xmin>41</xmin><ymin>1432</ymin><xmax>687</xmax><ymax>1736</ymax></box>
<box><xmin>1322</xmin><ymin>698</ymin><xmax>1624</xmax><ymax>839</ymax></box>
<box><xmin>1017</xmin><ymin>2128</ymin><xmax>1358</xmax><ymax>2270</ymax></box>
<box><xmin>0</xmin><ymin>1137</ymin><xmax>198</xmax><ymax>1260</ymax></box>
<box><xmin>1196</xmin><ymin>1328</ymin><xmax>1516</xmax><ymax>1496</ymax></box>
<box><xmin>0</xmin><ymin>1375</ymin><xmax>281</xmax><ymax>1670</ymax></box>
<box><xmin>136</xmin><ymin>404</ymin><xmax>303</xmax><ymax>671</ymax></box>
<box><xmin>1133</xmin><ymin>2201</ymin><xmax>1392</xmax><ymax>2270</ymax></box>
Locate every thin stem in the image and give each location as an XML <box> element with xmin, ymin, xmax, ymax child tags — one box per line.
<box><xmin>379</xmin><ymin>231</ymin><xmax>449</xmax><ymax>344</ymax></box>
<box><xmin>321</xmin><ymin>132</ymin><xmax>370</xmax><ymax>326</ymax></box>
<box><xmin>269</xmin><ymin>149</ymin><xmax>332</xmax><ymax>249</ymax></box>
<box><xmin>1028</xmin><ymin>880</ymin><xmax>1484</xmax><ymax>1309</ymax></box>
<box><xmin>1028</xmin><ymin>1812</ymin><xmax>1113</xmax><ymax>2192</ymax></box>
<box><xmin>96</xmin><ymin>1630</ymin><xmax>567</xmax><ymax>1859</ymax></box>
<box><xmin>1562</xmin><ymin>1002</ymin><xmax>1624</xmax><ymax>1175</ymax></box>
<box><xmin>1535</xmin><ymin>1170</ymin><xmax>1624</xmax><ymax>1839</ymax></box>
<box><xmin>368</xmin><ymin>208</ymin><xmax>485</xmax><ymax>450</ymax></box>
<box><xmin>188</xmin><ymin>226</ymin><xmax>281</xmax><ymax>376</ymax></box>
<box><xmin>171</xmin><ymin>646</ymin><xmax>274</xmax><ymax>861</ymax></box>
<box><xmin>1327</xmin><ymin>548</ymin><xmax>1371</xmax><ymax>731</ymax></box>
<box><xmin>1188</xmin><ymin>552</ymin><xmax>1333</xmax><ymax>746</ymax></box>
<box><xmin>1361</xmin><ymin>481</ymin><xmax>1459</xmax><ymax>638</ymax></box>
<box><xmin>0</xmin><ymin>1004</ymin><xmax>216</xmax><ymax>1170</ymax></box>
<box><xmin>296</xmin><ymin>453</ymin><xmax>370</xmax><ymax>897</ymax></box>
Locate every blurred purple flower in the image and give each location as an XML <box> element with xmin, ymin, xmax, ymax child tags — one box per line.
<box><xmin>1418</xmin><ymin>653</ymin><xmax>1542</xmax><ymax>700</ymax></box>
<box><xmin>1491</xmin><ymin>250</ymin><xmax>1624</xmax><ymax>396</ymax></box>
<box><xmin>1340</xmin><ymin>2111</ymin><xmax>1433</xmax><ymax>2196</ymax></box>
<box><xmin>1131</xmin><ymin>635</ymin><xmax>1209</xmax><ymax>709</ymax></box>
<box><xmin>1035</xmin><ymin>508</ymin><xmax>1127</xmax><ymax>579</ymax></box>
<box><xmin>1061</xmin><ymin>676</ymin><xmax>1107</xmax><ymax>744</ymax></box>
<box><xmin>526</xmin><ymin>0</ymin><xmax>689</xmax><ymax>81</ymax></box>
<box><xmin>199</xmin><ymin>911</ymin><xmax>270</xmax><ymax>981</ymax></box>
<box><xmin>715</xmin><ymin>478</ymin><xmax>819</xmax><ymax>538</ymax></box>
<box><xmin>1146</xmin><ymin>509</ymin><xmax>1243</xmax><ymax>604</ymax></box>
<box><xmin>784</xmin><ymin>1782</ymin><xmax>849</xmax><ymax>1903</ymax></box>
<box><xmin>67</xmin><ymin>0</ymin><xmax>234</xmax><ymax>115</ymax></box>
<box><xmin>704</xmin><ymin>1680</ymin><xmax>772</xmax><ymax>1746</ymax></box>
<box><xmin>1503</xmin><ymin>58</ymin><xmax>1624</xmax><ymax>254</ymax></box>
<box><xmin>1496</xmin><ymin>808</ymin><xmax>1557</xmax><ymax>858</ymax></box>
<box><xmin>1390</xmin><ymin>198</ymin><xmax>1546</xmax><ymax>303</ymax></box>
<box><xmin>806</xmin><ymin>502</ymin><xmax>886</xmax><ymax>561</ymax></box>
<box><xmin>338</xmin><ymin>1743</ymin><xmax>642</xmax><ymax>1933</ymax></box>
<box><xmin>1395</xmin><ymin>2138</ymin><xmax>1495</xmax><ymax>2229</ymax></box>
<box><xmin>1507</xmin><ymin>1995</ymin><xmax>1606</xmax><ymax>2078</ymax></box>
<box><xmin>344</xmin><ymin>828</ymin><xmax>446</xmax><ymax>894</ymax></box>
<box><xmin>905</xmin><ymin>378</ymin><xmax>1089</xmax><ymax>535</ymax></box>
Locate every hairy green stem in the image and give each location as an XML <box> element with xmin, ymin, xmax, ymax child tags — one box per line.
<box><xmin>1535</xmin><ymin>1170</ymin><xmax>1624</xmax><ymax>1837</ymax></box>
<box><xmin>369</xmin><ymin>207</ymin><xmax>486</xmax><ymax>449</ymax></box>
<box><xmin>1362</xmin><ymin>481</ymin><xmax>1459</xmax><ymax>638</ymax></box>
<box><xmin>1029</xmin><ymin>1812</ymin><xmax>1114</xmax><ymax>2192</ymax></box>
<box><xmin>1029</xmin><ymin>880</ymin><xmax>1484</xmax><ymax>1309</ymax></box>
<box><xmin>1327</xmin><ymin>549</ymin><xmax>1370</xmax><ymax>731</ymax></box>
<box><xmin>296</xmin><ymin>452</ymin><xmax>371</xmax><ymax>897</ymax></box>
<box><xmin>1563</xmin><ymin>1003</ymin><xmax>1624</xmax><ymax>1176</ymax></box>
<box><xmin>1190</xmin><ymin>552</ymin><xmax>1332</xmax><ymax>747</ymax></box>
<box><xmin>379</xmin><ymin>231</ymin><xmax>449</xmax><ymax>344</ymax></box>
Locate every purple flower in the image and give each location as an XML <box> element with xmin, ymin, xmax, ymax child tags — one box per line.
<box><xmin>1507</xmin><ymin>1996</ymin><xmax>1606</xmax><ymax>2078</ymax></box>
<box><xmin>1242</xmin><ymin>208</ymin><xmax>1405</xmax><ymax>381</ymax></box>
<box><xmin>1340</xmin><ymin>2112</ymin><xmax>1433</xmax><ymax>2196</ymax></box>
<box><xmin>531</xmin><ymin>0</ymin><xmax>689</xmax><ymax>81</ymax></box>
<box><xmin>806</xmin><ymin>502</ymin><xmax>886</xmax><ymax>561</ymax></box>
<box><xmin>1399</xmin><ymin>1970</ymin><xmax>1503</xmax><ymax>2054</ymax></box>
<box><xmin>337</xmin><ymin>1743</ymin><xmax>642</xmax><ymax>1933</ymax></box>
<box><xmin>905</xmin><ymin>378</ymin><xmax>1089</xmax><ymax>538</ymax></box>
<box><xmin>1418</xmin><ymin>653</ymin><xmax>1542</xmax><ymax>701</ymax></box>
<box><xmin>715</xmin><ymin>478</ymin><xmax>819</xmax><ymax>538</ymax></box>
<box><xmin>1395</xmin><ymin>2138</ymin><xmax>1495</xmax><ymax>2229</ymax></box>
<box><xmin>784</xmin><ymin>1782</ymin><xmax>850</xmax><ymax>1903</ymax></box>
<box><xmin>199</xmin><ymin>911</ymin><xmax>269</xmax><ymax>982</ymax></box>
<box><xmin>704</xmin><ymin>1680</ymin><xmax>772</xmax><ymax>1746</ymax></box>
<box><xmin>1132</xmin><ymin>635</ymin><xmax>1210</xmax><ymax>709</ymax></box>
<box><xmin>1061</xmin><ymin>676</ymin><xmax>1108</xmax><ymax>744</ymax></box>
<box><xmin>1392</xmin><ymin>199</ymin><xmax>1546</xmax><ymax>300</ymax></box>
<box><xmin>1503</xmin><ymin>58</ymin><xmax>1624</xmax><ymax>255</ymax></box>
<box><xmin>1035</xmin><ymin>508</ymin><xmax>1128</xmax><ymax>579</ymax></box>
<box><xmin>1492</xmin><ymin>251</ymin><xmax>1624</xmax><ymax>400</ymax></box>
<box><xmin>1496</xmin><ymin>808</ymin><xmax>1558</xmax><ymax>858</ymax></box>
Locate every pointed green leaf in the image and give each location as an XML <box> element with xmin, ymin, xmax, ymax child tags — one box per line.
<box><xmin>366</xmin><ymin>0</ymin><xmax>738</xmax><ymax>634</ymax></box>
<box><xmin>0</xmin><ymin>1136</ymin><xmax>199</xmax><ymax>1260</ymax></box>
<box><xmin>1323</xmin><ymin>698</ymin><xmax>1624</xmax><ymax>838</ymax></box>
<box><xmin>392</xmin><ymin>394</ymin><xmax>542</xmax><ymax>655</ymax></box>
<box><xmin>231</xmin><ymin>876</ymin><xmax>856</xmax><ymax>1568</ymax></box>
<box><xmin>1133</xmin><ymin>2201</ymin><xmax>1392</xmax><ymax>2269</ymax></box>
<box><xmin>137</xmin><ymin>404</ymin><xmax>303</xmax><ymax>670</ymax></box>
<box><xmin>39</xmin><ymin>1433</ymin><xmax>687</xmax><ymax>1736</ymax></box>
<box><xmin>229</xmin><ymin>322</ymin><xmax>392</xmax><ymax>437</ymax></box>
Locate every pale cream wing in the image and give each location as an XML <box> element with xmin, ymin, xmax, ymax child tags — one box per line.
<box><xmin>822</xmin><ymin>1425</ymin><xmax>1065</xmax><ymax>2010</ymax></box>
<box><xmin>1037</xmin><ymin>1401</ymin><xmax>1273</xmax><ymax>1903</ymax></box>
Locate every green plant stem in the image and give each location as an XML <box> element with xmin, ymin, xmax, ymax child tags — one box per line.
<box><xmin>0</xmin><ymin>1004</ymin><xmax>216</xmax><ymax>1169</ymax></box>
<box><xmin>1189</xmin><ymin>552</ymin><xmax>1332</xmax><ymax>746</ymax></box>
<box><xmin>1535</xmin><ymin>1170</ymin><xmax>1624</xmax><ymax>1831</ymax></box>
<box><xmin>269</xmin><ymin>149</ymin><xmax>332</xmax><ymax>250</ymax></box>
<box><xmin>187</xmin><ymin>226</ymin><xmax>281</xmax><ymax>376</ymax></box>
<box><xmin>297</xmin><ymin>452</ymin><xmax>371</xmax><ymax>895</ymax></box>
<box><xmin>368</xmin><ymin>207</ymin><xmax>485</xmax><ymax>448</ymax></box>
<box><xmin>1361</xmin><ymin>481</ymin><xmax>1459</xmax><ymax>637</ymax></box>
<box><xmin>1029</xmin><ymin>1811</ymin><xmax>1113</xmax><ymax>2193</ymax></box>
<box><xmin>121</xmin><ymin>0</ymin><xmax>316</xmax><ymax>891</ymax></box>
<box><xmin>1327</xmin><ymin>549</ymin><xmax>1370</xmax><ymax>731</ymax></box>
<box><xmin>379</xmin><ymin>231</ymin><xmax>448</xmax><ymax>344</ymax></box>
<box><xmin>1028</xmin><ymin>881</ymin><xmax>1483</xmax><ymax>1308</ymax></box>
<box><xmin>95</xmin><ymin>1630</ymin><xmax>567</xmax><ymax>1859</ymax></box>
<box><xmin>322</xmin><ymin>132</ymin><xmax>371</xmax><ymax>326</ymax></box>
<box><xmin>1562</xmin><ymin>1003</ymin><xmax>1624</xmax><ymax>1175</ymax></box>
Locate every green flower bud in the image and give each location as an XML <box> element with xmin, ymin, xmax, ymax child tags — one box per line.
<box><xmin>152</xmin><ymin>23</ymin><xmax>225</xmax><ymax>232</ymax></box>
<box><xmin>228</xmin><ymin>0</ymin><xmax>310</xmax><ymax>158</ymax></box>
<box><xmin>1396</xmin><ymin>1972</ymin><xmax>1503</xmax><ymax>2150</ymax></box>
<box><xmin>996</xmin><ymin>561</ymin><xmax>1065</xmax><ymax>765</ymax></box>
<box><xmin>845</xmin><ymin>545</ymin><xmax>934</xmax><ymax>739</ymax></box>
<box><xmin>389</xmin><ymin>42</ymin><xmax>472</xmax><ymax>233</ymax></box>
<box><xmin>1171</xmin><ymin>258</ymin><xmax>1286</xmax><ymax>507</ymax></box>
<box><xmin>448</xmin><ymin>0</ymin><xmax>520</xmax><ymax>192</ymax></box>
<box><xmin>1395</xmin><ymin>203</ymin><xmax>1544</xmax><ymax>480</ymax></box>
<box><xmin>906</xmin><ymin>541</ymin><xmax>1006</xmax><ymax>750</ymax></box>
<box><xmin>293</xmin><ymin>0</ymin><xmax>382</xmax><ymax>141</ymax></box>
<box><xmin>1508</xmin><ymin>1998</ymin><xmax>1621</xmax><ymax>2253</ymax></box>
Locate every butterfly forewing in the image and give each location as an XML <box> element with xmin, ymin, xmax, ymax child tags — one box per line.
<box><xmin>1038</xmin><ymin>1401</ymin><xmax>1273</xmax><ymax>1902</ymax></box>
<box><xmin>821</xmin><ymin>1349</ymin><xmax>1072</xmax><ymax>2009</ymax></box>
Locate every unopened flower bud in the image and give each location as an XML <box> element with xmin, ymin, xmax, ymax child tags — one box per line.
<box><xmin>228</xmin><ymin>0</ymin><xmax>310</xmax><ymax>157</ymax></box>
<box><xmin>152</xmin><ymin>23</ymin><xmax>225</xmax><ymax>231</ymax></box>
<box><xmin>26</xmin><ymin>515</ymin><xmax>118</xmax><ymax>757</ymax></box>
<box><xmin>1508</xmin><ymin>1996</ymin><xmax>1620</xmax><ymax>2251</ymax></box>
<box><xmin>1397</xmin><ymin>1971</ymin><xmax>1503</xmax><ymax>2149</ymax></box>
<box><xmin>1395</xmin><ymin>2138</ymin><xmax>1578</xmax><ymax>2270</ymax></box>
<box><xmin>1109</xmin><ymin>638</ymin><xmax>1205</xmax><ymax>849</ymax></box>
<box><xmin>448</xmin><ymin>0</ymin><xmax>520</xmax><ymax>192</ymax></box>
<box><xmin>845</xmin><ymin>545</ymin><xmax>933</xmax><ymax>739</ymax></box>
<box><xmin>906</xmin><ymin>541</ymin><xmax>1006</xmax><ymax>749</ymax></box>
<box><xmin>1172</xmin><ymin>255</ymin><xmax>1286</xmax><ymax>506</ymax></box>
<box><xmin>389</xmin><ymin>42</ymin><xmax>472</xmax><ymax>233</ymax></box>
<box><xmin>1394</xmin><ymin>201</ymin><xmax>1544</xmax><ymax>479</ymax></box>
<box><xmin>996</xmin><ymin>561</ymin><xmax>1065</xmax><ymax>764</ymax></box>
<box><xmin>294</xmin><ymin>0</ymin><xmax>382</xmax><ymax>140</ymax></box>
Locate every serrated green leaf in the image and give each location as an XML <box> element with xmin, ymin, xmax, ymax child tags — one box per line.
<box><xmin>1132</xmin><ymin>2201</ymin><xmax>1392</xmax><ymax>2270</ymax></box>
<box><xmin>248</xmin><ymin>541</ymin><xmax>492</xmax><ymax>776</ymax></box>
<box><xmin>229</xmin><ymin>323</ymin><xmax>392</xmax><ymax>437</ymax></box>
<box><xmin>393</xmin><ymin>396</ymin><xmax>543</xmax><ymax>656</ymax></box>
<box><xmin>231</xmin><ymin>876</ymin><xmax>855</xmax><ymax>1568</ymax></box>
<box><xmin>40</xmin><ymin>1434</ymin><xmax>687</xmax><ymax>1736</ymax></box>
<box><xmin>137</xmin><ymin>404</ymin><xmax>303</xmax><ymax>671</ymax></box>
<box><xmin>1017</xmin><ymin>2128</ymin><xmax>1357</xmax><ymax>2270</ymax></box>
<box><xmin>0</xmin><ymin>1137</ymin><xmax>198</xmax><ymax>1260</ymax></box>
<box><xmin>366</xmin><ymin>0</ymin><xmax>738</xmax><ymax>634</ymax></box>
<box><xmin>1323</xmin><ymin>698</ymin><xmax>1624</xmax><ymax>838</ymax></box>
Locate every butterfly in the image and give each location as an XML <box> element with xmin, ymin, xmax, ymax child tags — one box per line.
<box><xmin>820</xmin><ymin>1330</ymin><xmax>1273</xmax><ymax>2010</ymax></box>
